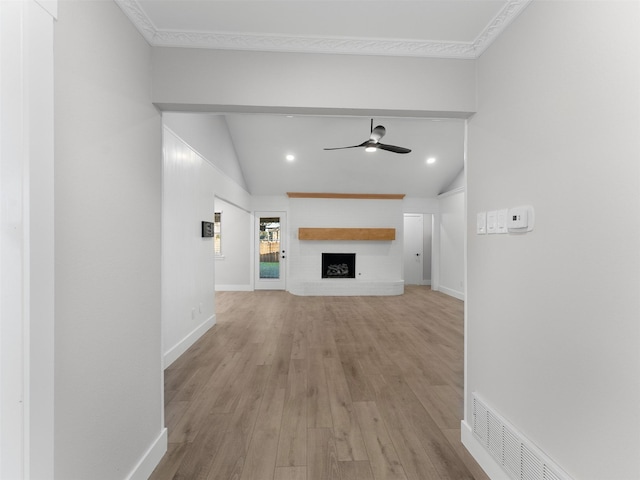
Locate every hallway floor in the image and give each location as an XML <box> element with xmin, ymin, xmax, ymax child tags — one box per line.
<box><xmin>149</xmin><ymin>287</ymin><xmax>489</xmax><ymax>480</ymax></box>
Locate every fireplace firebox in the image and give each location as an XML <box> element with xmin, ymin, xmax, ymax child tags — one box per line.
<box><xmin>322</xmin><ymin>253</ymin><xmax>356</xmax><ymax>279</ymax></box>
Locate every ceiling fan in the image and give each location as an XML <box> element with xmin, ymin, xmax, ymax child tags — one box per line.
<box><xmin>324</xmin><ymin>119</ymin><xmax>411</xmax><ymax>154</ymax></box>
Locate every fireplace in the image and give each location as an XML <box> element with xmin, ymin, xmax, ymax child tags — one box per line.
<box><xmin>322</xmin><ymin>253</ymin><xmax>356</xmax><ymax>279</ymax></box>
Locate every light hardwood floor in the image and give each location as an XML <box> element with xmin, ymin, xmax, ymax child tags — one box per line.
<box><xmin>149</xmin><ymin>287</ymin><xmax>489</xmax><ymax>480</ymax></box>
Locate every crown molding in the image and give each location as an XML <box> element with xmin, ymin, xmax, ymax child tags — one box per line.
<box><xmin>116</xmin><ymin>0</ymin><xmax>157</xmax><ymax>43</ymax></box>
<box><xmin>115</xmin><ymin>0</ymin><xmax>531</xmax><ymax>59</ymax></box>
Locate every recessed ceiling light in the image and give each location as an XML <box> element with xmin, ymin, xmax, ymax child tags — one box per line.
<box><xmin>286</xmin><ymin>154</ymin><xmax>295</xmax><ymax>161</ymax></box>
<box><xmin>426</xmin><ymin>157</ymin><xmax>436</xmax><ymax>164</ymax></box>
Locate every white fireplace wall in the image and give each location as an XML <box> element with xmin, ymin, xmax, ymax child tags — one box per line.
<box><xmin>288</xmin><ymin>198</ymin><xmax>403</xmax><ymax>295</ymax></box>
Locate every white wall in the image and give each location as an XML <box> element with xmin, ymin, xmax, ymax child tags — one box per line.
<box><xmin>1</xmin><ymin>1</ymin><xmax>55</xmax><ymax>478</ymax></box>
<box><xmin>152</xmin><ymin>48</ymin><xmax>476</xmax><ymax>117</ymax></box>
<box><xmin>437</xmin><ymin>190</ymin><xmax>465</xmax><ymax>300</ymax></box>
<box><xmin>401</xmin><ymin>198</ymin><xmax>439</xmax><ymax>285</ymax></box>
<box><xmin>465</xmin><ymin>2</ymin><xmax>640</xmax><ymax>480</ymax></box>
<box><xmin>288</xmin><ymin>198</ymin><xmax>404</xmax><ymax>295</ymax></box>
<box><xmin>161</xmin><ymin>114</ymin><xmax>252</xmax><ymax>363</ymax></box>
<box><xmin>441</xmin><ymin>168</ymin><xmax>464</xmax><ymax>193</ymax></box>
<box><xmin>163</xmin><ymin>114</ymin><xmax>252</xmax><ymax>211</ymax></box>
<box><xmin>54</xmin><ymin>1</ymin><xmax>164</xmax><ymax>479</ymax></box>
<box><xmin>163</xmin><ymin>113</ymin><xmax>248</xmax><ymax>190</ymax></box>
<box><xmin>422</xmin><ymin>215</ymin><xmax>433</xmax><ymax>284</ymax></box>
<box><xmin>162</xmin><ymin>129</ymin><xmax>217</xmax><ymax>367</ymax></box>
<box><xmin>214</xmin><ymin>198</ymin><xmax>252</xmax><ymax>290</ymax></box>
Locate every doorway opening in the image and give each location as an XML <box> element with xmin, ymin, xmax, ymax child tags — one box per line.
<box><xmin>255</xmin><ymin>212</ymin><xmax>286</xmax><ymax>290</ymax></box>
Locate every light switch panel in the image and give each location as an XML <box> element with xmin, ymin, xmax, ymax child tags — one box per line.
<box><xmin>487</xmin><ymin>210</ymin><xmax>497</xmax><ymax>234</ymax></box>
<box><xmin>496</xmin><ymin>209</ymin><xmax>508</xmax><ymax>234</ymax></box>
<box><xmin>477</xmin><ymin>212</ymin><xmax>487</xmax><ymax>234</ymax></box>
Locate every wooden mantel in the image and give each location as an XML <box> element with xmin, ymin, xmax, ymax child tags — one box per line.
<box><xmin>299</xmin><ymin>227</ymin><xmax>396</xmax><ymax>241</ymax></box>
<box><xmin>287</xmin><ymin>192</ymin><xmax>405</xmax><ymax>200</ymax></box>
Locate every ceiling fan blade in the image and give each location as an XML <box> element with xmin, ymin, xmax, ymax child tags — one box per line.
<box><xmin>323</xmin><ymin>145</ymin><xmax>364</xmax><ymax>151</ymax></box>
<box><xmin>324</xmin><ymin>140</ymin><xmax>368</xmax><ymax>151</ymax></box>
<box><xmin>370</xmin><ymin>125</ymin><xmax>386</xmax><ymax>142</ymax></box>
<box><xmin>377</xmin><ymin>143</ymin><xmax>412</xmax><ymax>154</ymax></box>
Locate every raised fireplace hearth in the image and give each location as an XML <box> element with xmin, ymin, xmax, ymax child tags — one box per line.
<box><xmin>322</xmin><ymin>253</ymin><xmax>356</xmax><ymax>279</ymax></box>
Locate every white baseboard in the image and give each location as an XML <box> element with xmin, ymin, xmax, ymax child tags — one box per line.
<box><xmin>461</xmin><ymin>421</ymin><xmax>510</xmax><ymax>480</ymax></box>
<box><xmin>215</xmin><ymin>284</ymin><xmax>253</xmax><ymax>291</ymax></box>
<box><xmin>164</xmin><ymin>315</ymin><xmax>216</xmax><ymax>368</ymax></box>
<box><xmin>438</xmin><ymin>285</ymin><xmax>465</xmax><ymax>300</ymax></box>
<box><xmin>124</xmin><ymin>427</ymin><xmax>167</xmax><ymax>480</ymax></box>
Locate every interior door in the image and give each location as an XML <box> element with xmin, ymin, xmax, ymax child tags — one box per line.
<box><xmin>255</xmin><ymin>212</ymin><xmax>286</xmax><ymax>290</ymax></box>
<box><xmin>403</xmin><ymin>214</ymin><xmax>424</xmax><ymax>285</ymax></box>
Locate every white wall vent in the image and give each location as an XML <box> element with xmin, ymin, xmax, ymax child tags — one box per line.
<box><xmin>472</xmin><ymin>393</ymin><xmax>571</xmax><ymax>480</ymax></box>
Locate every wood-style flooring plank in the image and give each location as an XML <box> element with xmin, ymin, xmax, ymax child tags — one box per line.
<box><xmin>307</xmin><ymin>347</ymin><xmax>333</xmax><ymax>429</ymax></box>
<box><xmin>406</xmin><ymin>378</ymin><xmax>463</xmax><ymax>430</ymax></box>
<box><xmin>148</xmin><ymin>442</ymin><xmax>189</xmax><ymax>480</ymax></box>
<box><xmin>237</xmin><ymin>367</ymin><xmax>287</xmax><ymax>480</ymax></box>
<box><xmin>168</xmin><ymin>350</ymin><xmax>244</xmax><ymax>443</ymax></box>
<box><xmin>380</xmin><ymin>375</ymin><xmax>475</xmax><ymax>480</ymax></box>
<box><xmin>226</xmin><ymin>364</ymin><xmax>270</xmax><ymax>451</ymax></box>
<box><xmin>324</xmin><ymin>357</ymin><xmax>368</xmax><ymax>462</ymax></box>
<box><xmin>277</xmin><ymin>359</ymin><xmax>308</xmax><ymax>467</ymax></box>
<box><xmin>205</xmin><ymin>429</ymin><xmax>246</xmax><ymax>480</ymax></box>
<box><xmin>353</xmin><ymin>401</ymin><xmax>408</xmax><ymax>480</ymax></box>
<box><xmin>338</xmin><ymin>461</ymin><xmax>374</xmax><ymax>480</ymax></box>
<box><xmin>172</xmin><ymin>413</ymin><xmax>230</xmax><ymax>480</ymax></box>
<box><xmin>149</xmin><ymin>287</ymin><xmax>489</xmax><ymax>480</ymax></box>
<box><xmin>275</xmin><ymin>466</ymin><xmax>307</xmax><ymax>480</ymax></box>
<box><xmin>442</xmin><ymin>429</ymin><xmax>491</xmax><ymax>480</ymax></box>
<box><xmin>307</xmin><ymin>428</ymin><xmax>341</xmax><ymax>480</ymax></box>
<box><xmin>368</xmin><ymin>374</ymin><xmax>441</xmax><ymax>480</ymax></box>
<box><xmin>337</xmin><ymin>343</ymin><xmax>376</xmax><ymax>402</ymax></box>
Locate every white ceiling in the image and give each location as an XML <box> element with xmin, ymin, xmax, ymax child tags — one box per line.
<box><xmin>225</xmin><ymin>114</ymin><xmax>465</xmax><ymax>197</ymax></box>
<box><xmin>115</xmin><ymin>0</ymin><xmax>531</xmax><ymax>197</ymax></box>
<box><xmin>117</xmin><ymin>0</ymin><xmax>531</xmax><ymax>59</ymax></box>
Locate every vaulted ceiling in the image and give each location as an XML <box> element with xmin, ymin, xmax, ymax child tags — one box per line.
<box><xmin>225</xmin><ymin>114</ymin><xmax>465</xmax><ymax>197</ymax></box>
<box><xmin>116</xmin><ymin>0</ymin><xmax>531</xmax><ymax>197</ymax></box>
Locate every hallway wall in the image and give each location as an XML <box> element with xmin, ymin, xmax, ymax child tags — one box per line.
<box><xmin>163</xmin><ymin>113</ymin><xmax>248</xmax><ymax>191</ymax></box>
<box><xmin>214</xmin><ymin>198</ymin><xmax>252</xmax><ymax>290</ymax></box>
<box><xmin>161</xmin><ymin>116</ymin><xmax>253</xmax><ymax>366</ymax></box>
<box><xmin>162</xmin><ymin>129</ymin><xmax>217</xmax><ymax>367</ymax></box>
<box><xmin>54</xmin><ymin>2</ymin><xmax>164</xmax><ymax>478</ymax></box>
<box><xmin>438</xmin><ymin>189</ymin><xmax>465</xmax><ymax>300</ymax></box>
<box><xmin>466</xmin><ymin>2</ymin><xmax>640</xmax><ymax>479</ymax></box>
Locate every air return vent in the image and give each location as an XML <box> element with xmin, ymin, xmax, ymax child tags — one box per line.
<box><xmin>472</xmin><ymin>393</ymin><xmax>571</xmax><ymax>480</ymax></box>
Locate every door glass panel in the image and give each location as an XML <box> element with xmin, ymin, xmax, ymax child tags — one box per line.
<box><xmin>259</xmin><ymin>217</ymin><xmax>281</xmax><ymax>279</ymax></box>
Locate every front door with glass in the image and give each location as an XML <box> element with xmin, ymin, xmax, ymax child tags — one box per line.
<box><xmin>255</xmin><ymin>212</ymin><xmax>286</xmax><ymax>290</ymax></box>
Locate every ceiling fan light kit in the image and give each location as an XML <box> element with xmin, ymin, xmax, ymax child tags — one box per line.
<box><xmin>324</xmin><ymin>119</ymin><xmax>411</xmax><ymax>154</ymax></box>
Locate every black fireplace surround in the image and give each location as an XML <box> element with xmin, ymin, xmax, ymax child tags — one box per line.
<box><xmin>322</xmin><ymin>253</ymin><xmax>356</xmax><ymax>279</ymax></box>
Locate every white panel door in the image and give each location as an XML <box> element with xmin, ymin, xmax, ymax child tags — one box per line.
<box><xmin>255</xmin><ymin>212</ymin><xmax>286</xmax><ymax>290</ymax></box>
<box><xmin>403</xmin><ymin>214</ymin><xmax>424</xmax><ymax>285</ymax></box>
